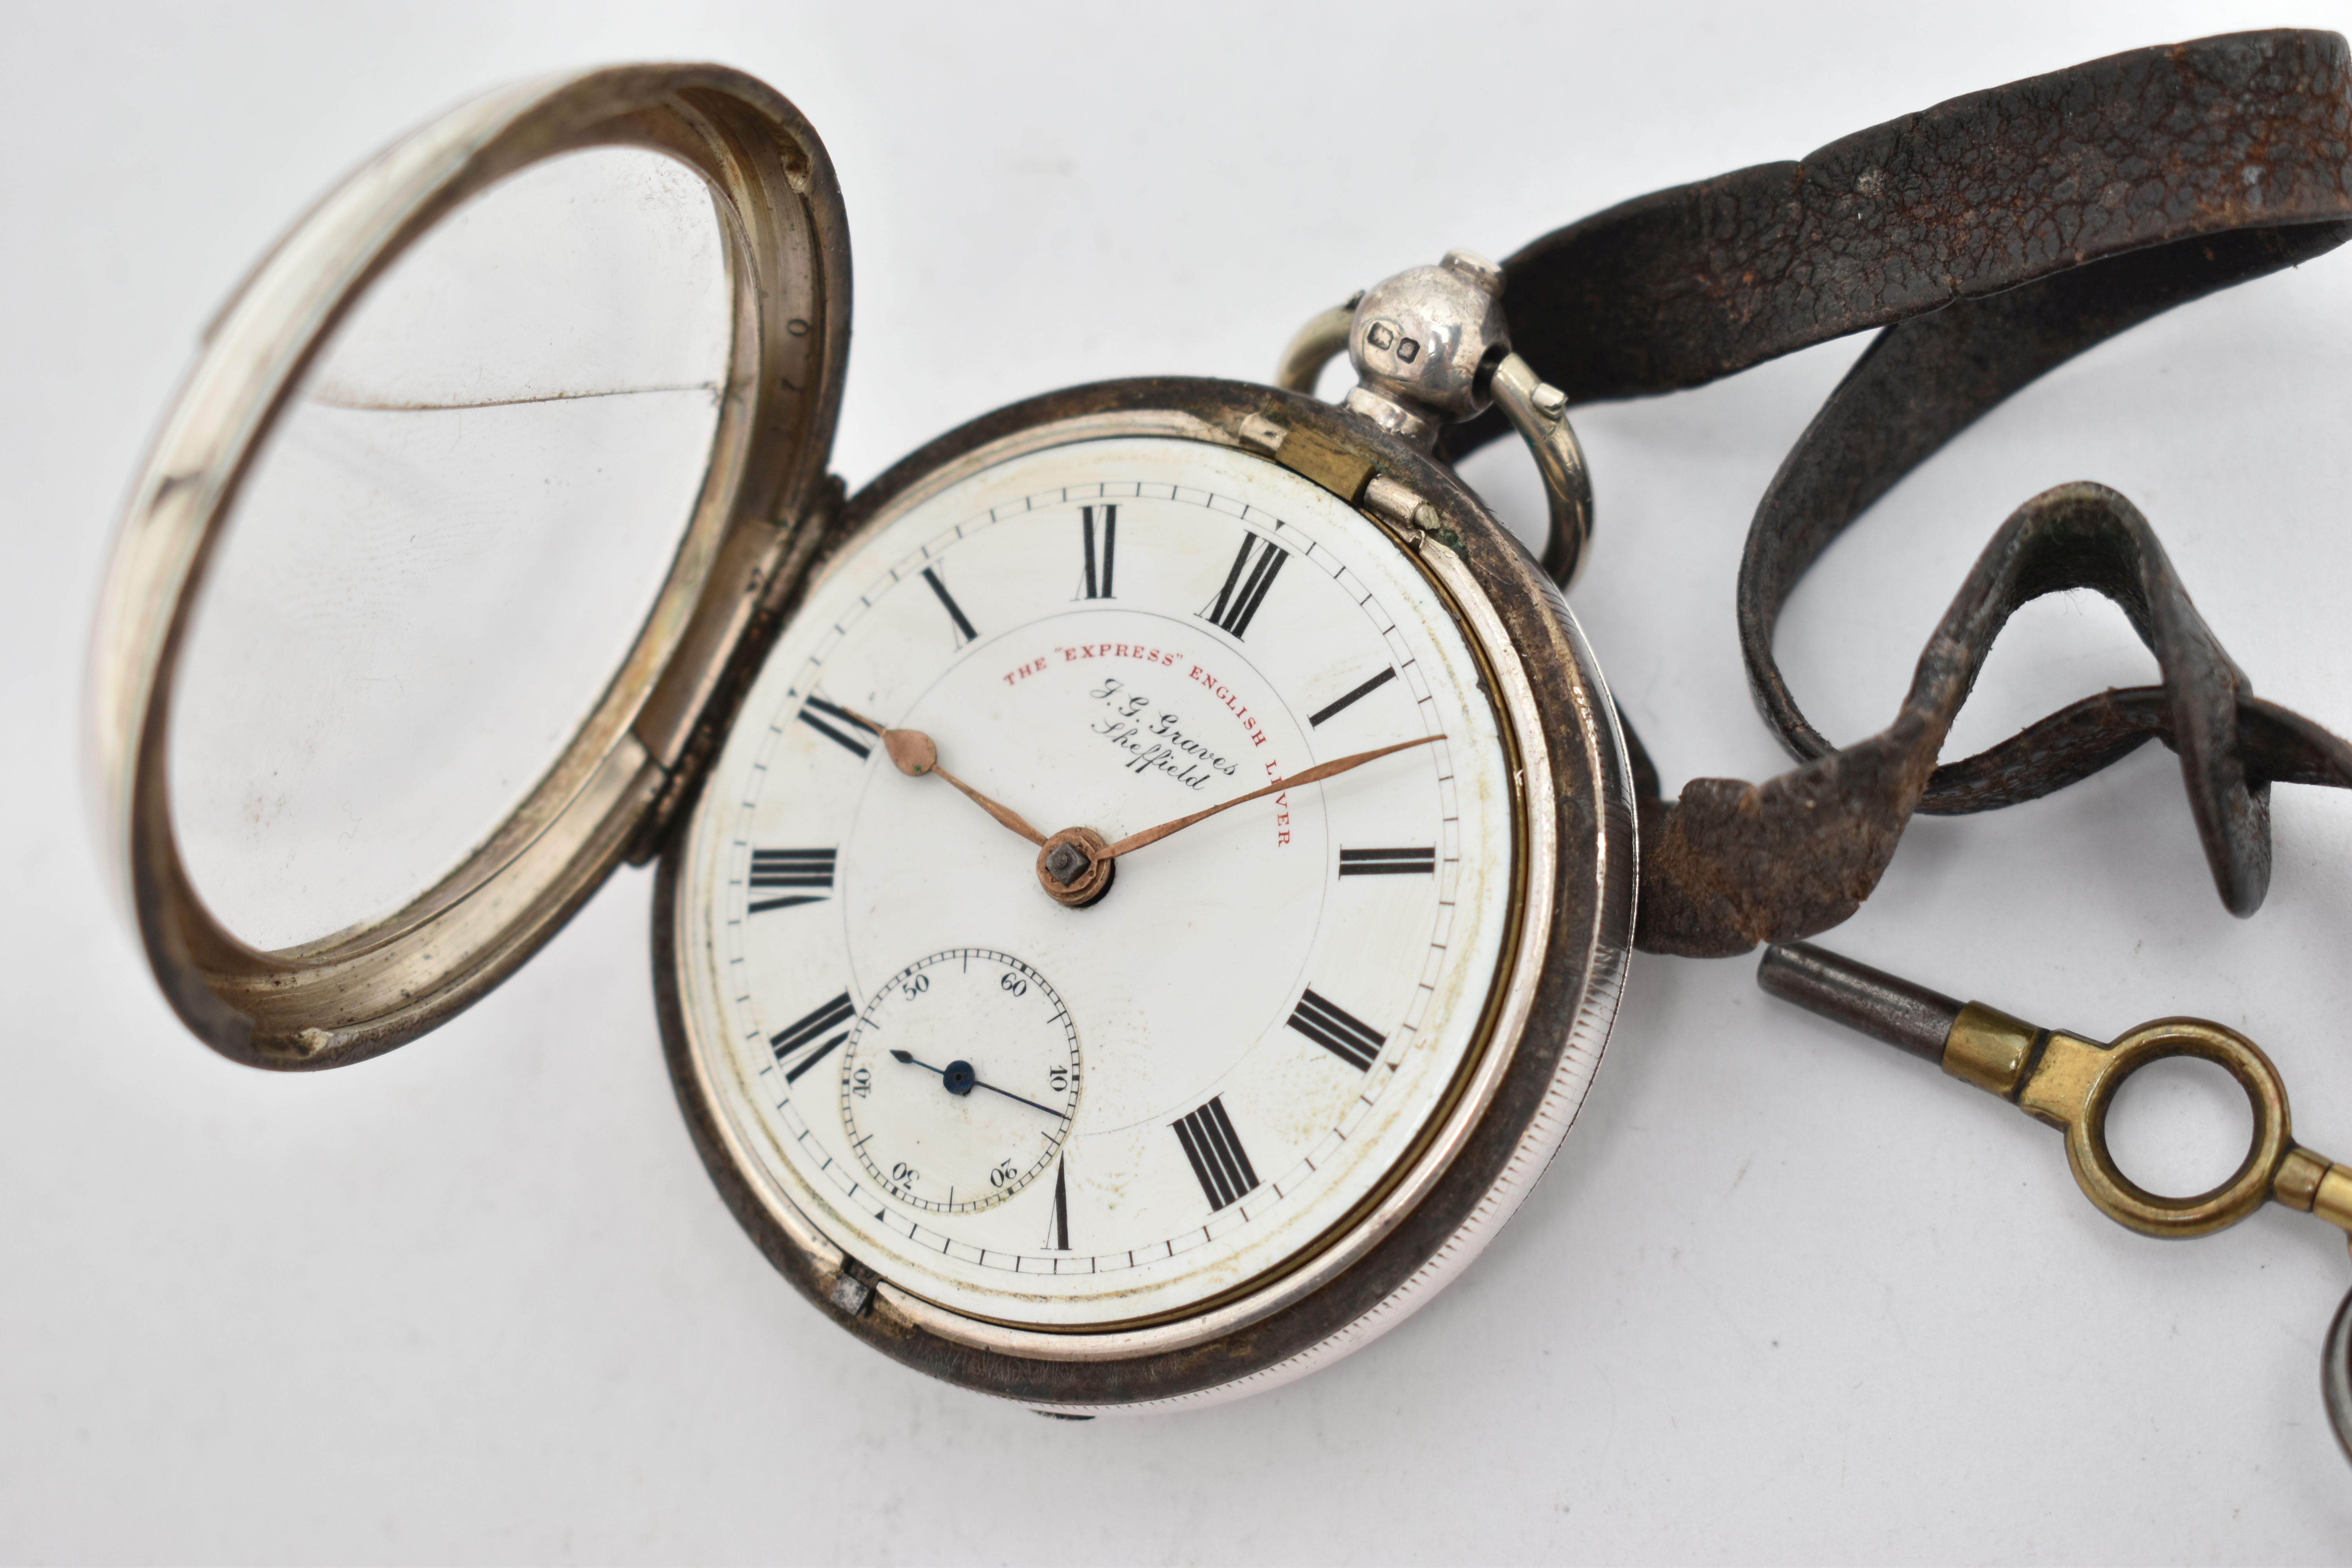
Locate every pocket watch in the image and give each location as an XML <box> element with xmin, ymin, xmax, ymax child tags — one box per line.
<box><xmin>89</xmin><ymin>33</ymin><xmax>2352</xmax><ymax>1425</ymax></box>
<box><xmin>89</xmin><ymin>65</ymin><xmax>1629</xmax><ymax>1412</ymax></box>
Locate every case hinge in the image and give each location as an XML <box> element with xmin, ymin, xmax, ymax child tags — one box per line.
<box><xmin>1239</xmin><ymin>413</ymin><xmax>1374</xmax><ymax>505</ymax></box>
<box><xmin>627</xmin><ymin>474</ymin><xmax>850</xmax><ymax>866</ymax></box>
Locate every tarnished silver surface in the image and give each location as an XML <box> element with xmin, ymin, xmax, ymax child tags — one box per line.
<box><xmin>1281</xmin><ymin>255</ymin><xmax>1596</xmax><ymax>586</ymax></box>
<box><xmin>1340</xmin><ymin>248</ymin><xmax>1507</xmax><ymax>450</ymax></box>
<box><xmin>86</xmin><ymin>65</ymin><xmax>851</xmax><ymax>1069</ymax></box>
<box><xmin>1361</xmin><ymin>474</ymin><xmax>1434</xmax><ymax>530</ymax></box>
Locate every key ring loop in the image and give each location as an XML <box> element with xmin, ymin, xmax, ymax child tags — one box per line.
<box><xmin>2062</xmin><ymin>1019</ymin><xmax>2292</xmax><ymax>1238</ymax></box>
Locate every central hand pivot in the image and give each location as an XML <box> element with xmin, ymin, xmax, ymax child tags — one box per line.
<box><xmin>1035</xmin><ymin>826</ymin><xmax>1115</xmax><ymax>908</ymax></box>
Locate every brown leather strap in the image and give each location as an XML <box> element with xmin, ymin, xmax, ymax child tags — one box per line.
<box><xmin>1452</xmin><ymin>29</ymin><xmax>2352</xmax><ymax>956</ymax></box>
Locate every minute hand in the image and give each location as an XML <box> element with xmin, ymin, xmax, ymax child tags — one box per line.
<box><xmin>1097</xmin><ymin>735</ymin><xmax>1443</xmax><ymax>861</ymax></box>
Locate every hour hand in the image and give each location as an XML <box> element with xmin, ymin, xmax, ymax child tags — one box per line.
<box><xmin>843</xmin><ymin>707</ymin><xmax>1048</xmax><ymax>848</ymax></box>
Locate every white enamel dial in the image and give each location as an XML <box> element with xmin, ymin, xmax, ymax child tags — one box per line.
<box><xmin>678</xmin><ymin>432</ymin><xmax>1523</xmax><ymax>1330</ymax></box>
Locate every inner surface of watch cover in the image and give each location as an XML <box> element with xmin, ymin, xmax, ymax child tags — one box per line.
<box><xmin>89</xmin><ymin>66</ymin><xmax>850</xmax><ymax>1068</ymax></box>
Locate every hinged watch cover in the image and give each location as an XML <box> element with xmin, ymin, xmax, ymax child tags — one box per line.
<box><xmin>87</xmin><ymin>65</ymin><xmax>850</xmax><ymax>1070</ymax></box>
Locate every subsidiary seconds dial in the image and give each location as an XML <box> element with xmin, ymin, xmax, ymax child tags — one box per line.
<box><xmin>839</xmin><ymin>950</ymin><xmax>1081</xmax><ymax>1214</ymax></box>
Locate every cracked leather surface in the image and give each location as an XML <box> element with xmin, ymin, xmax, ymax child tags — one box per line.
<box><xmin>1448</xmin><ymin>28</ymin><xmax>2352</xmax><ymax>957</ymax></box>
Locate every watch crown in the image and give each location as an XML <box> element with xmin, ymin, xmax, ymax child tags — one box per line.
<box><xmin>1340</xmin><ymin>249</ymin><xmax>1510</xmax><ymax>448</ymax></box>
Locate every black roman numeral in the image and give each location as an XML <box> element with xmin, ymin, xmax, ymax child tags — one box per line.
<box><xmin>1287</xmin><ymin>987</ymin><xmax>1387</xmax><ymax>1072</ymax></box>
<box><xmin>1339</xmin><ymin>847</ymin><xmax>1436</xmax><ymax>876</ymax></box>
<box><xmin>1078</xmin><ymin>505</ymin><xmax>1116</xmax><ymax>599</ymax></box>
<box><xmin>1043</xmin><ymin>1158</ymin><xmax>1071</xmax><ymax>1251</ymax></box>
<box><xmin>748</xmin><ymin>848</ymin><xmax>835</xmax><ymax>913</ymax></box>
<box><xmin>1308</xmin><ymin>666</ymin><xmax>1398</xmax><ymax>727</ymax></box>
<box><xmin>770</xmin><ymin>992</ymin><xmax>855</xmax><ymax>1083</ymax></box>
<box><xmin>798</xmin><ymin>695</ymin><xmax>877</xmax><ymax>760</ymax></box>
<box><xmin>1200</xmin><ymin>533</ymin><xmax>1287</xmax><ymax>639</ymax></box>
<box><xmin>922</xmin><ymin>566</ymin><xmax>979</xmax><ymax>646</ymax></box>
<box><xmin>1172</xmin><ymin>1096</ymin><xmax>1259</xmax><ymax>1212</ymax></box>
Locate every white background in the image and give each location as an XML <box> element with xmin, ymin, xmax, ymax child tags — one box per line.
<box><xmin>8</xmin><ymin>0</ymin><xmax>2352</xmax><ymax>1560</ymax></box>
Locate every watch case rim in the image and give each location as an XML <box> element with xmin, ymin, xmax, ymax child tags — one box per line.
<box><xmin>651</xmin><ymin>374</ymin><xmax>1635</xmax><ymax>1408</ymax></box>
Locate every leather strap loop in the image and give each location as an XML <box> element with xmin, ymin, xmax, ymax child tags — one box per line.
<box><xmin>1468</xmin><ymin>28</ymin><xmax>2352</xmax><ymax>956</ymax></box>
<box><xmin>1452</xmin><ymin>29</ymin><xmax>2352</xmax><ymax>448</ymax></box>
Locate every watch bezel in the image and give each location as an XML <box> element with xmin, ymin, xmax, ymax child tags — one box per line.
<box><xmin>652</xmin><ymin>375</ymin><xmax>1634</xmax><ymax>1407</ymax></box>
<box><xmin>89</xmin><ymin>64</ymin><xmax>852</xmax><ymax>1070</ymax></box>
